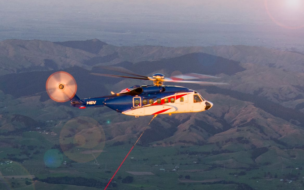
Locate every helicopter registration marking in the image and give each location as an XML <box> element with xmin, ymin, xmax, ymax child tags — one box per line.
<box><xmin>86</xmin><ymin>101</ymin><xmax>96</xmax><ymax>105</ymax></box>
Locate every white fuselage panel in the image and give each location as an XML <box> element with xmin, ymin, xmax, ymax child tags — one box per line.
<box><xmin>122</xmin><ymin>92</ymin><xmax>207</xmax><ymax>116</ymax></box>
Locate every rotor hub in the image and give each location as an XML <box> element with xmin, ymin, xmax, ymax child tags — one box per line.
<box><xmin>153</xmin><ymin>80</ymin><xmax>163</xmax><ymax>86</ymax></box>
<box><xmin>152</xmin><ymin>73</ymin><xmax>165</xmax><ymax>86</ymax></box>
<box><xmin>152</xmin><ymin>73</ymin><xmax>164</xmax><ymax>79</ymax></box>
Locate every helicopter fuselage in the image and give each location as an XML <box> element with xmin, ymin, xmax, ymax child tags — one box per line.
<box><xmin>71</xmin><ymin>85</ymin><xmax>213</xmax><ymax>117</ymax></box>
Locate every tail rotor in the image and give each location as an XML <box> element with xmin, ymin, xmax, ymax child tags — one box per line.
<box><xmin>46</xmin><ymin>71</ymin><xmax>77</xmax><ymax>102</ymax></box>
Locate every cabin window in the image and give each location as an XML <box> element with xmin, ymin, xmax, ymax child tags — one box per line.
<box><xmin>149</xmin><ymin>99</ymin><xmax>154</xmax><ymax>104</ymax></box>
<box><xmin>134</xmin><ymin>99</ymin><xmax>140</xmax><ymax>106</ymax></box>
<box><xmin>165</xmin><ymin>98</ymin><xmax>169</xmax><ymax>103</ymax></box>
<box><xmin>157</xmin><ymin>98</ymin><xmax>161</xmax><ymax>104</ymax></box>
<box><xmin>143</xmin><ymin>99</ymin><xmax>147</xmax><ymax>105</ymax></box>
<box><xmin>170</xmin><ymin>97</ymin><xmax>175</xmax><ymax>103</ymax></box>
<box><xmin>193</xmin><ymin>95</ymin><xmax>202</xmax><ymax>103</ymax></box>
<box><xmin>180</xmin><ymin>97</ymin><xmax>184</xmax><ymax>102</ymax></box>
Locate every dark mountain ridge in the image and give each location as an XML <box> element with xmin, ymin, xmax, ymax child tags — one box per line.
<box><xmin>113</xmin><ymin>52</ymin><xmax>245</xmax><ymax>76</ymax></box>
<box><xmin>55</xmin><ymin>39</ymin><xmax>108</xmax><ymax>54</ymax></box>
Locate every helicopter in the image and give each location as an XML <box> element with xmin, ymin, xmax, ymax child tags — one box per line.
<box><xmin>45</xmin><ymin>66</ymin><xmax>226</xmax><ymax>117</ymax></box>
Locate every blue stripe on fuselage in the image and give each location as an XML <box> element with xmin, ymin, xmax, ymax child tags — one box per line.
<box><xmin>74</xmin><ymin>85</ymin><xmax>193</xmax><ymax>112</ymax></box>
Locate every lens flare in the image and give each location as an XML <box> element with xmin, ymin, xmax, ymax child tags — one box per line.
<box><xmin>286</xmin><ymin>0</ymin><xmax>302</xmax><ymax>9</ymax></box>
<box><xmin>0</xmin><ymin>172</ymin><xmax>10</xmax><ymax>190</ymax></box>
<box><xmin>44</xmin><ymin>149</ymin><xmax>63</xmax><ymax>168</ymax></box>
<box><xmin>265</xmin><ymin>0</ymin><xmax>304</xmax><ymax>29</ymax></box>
<box><xmin>0</xmin><ymin>161</ymin><xmax>35</xmax><ymax>190</ymax></box>
<box><xmin>60</xmin><ymin>117</ymin><xmax>105</xmax><ymax>163</ymax></box>
<box><xmin>171</xmin><ymin>71</ymin><xmax>183</xmax><ymax>78</ymax></box>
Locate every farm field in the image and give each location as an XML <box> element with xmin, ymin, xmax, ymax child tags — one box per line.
<box><xmin>1</xmin><ymin>129</ymin><xmax>304</xmax><ymax>190</ymax></box>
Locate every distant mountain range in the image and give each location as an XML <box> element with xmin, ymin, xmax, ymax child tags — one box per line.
<box><xmin>1</xmin><ymin>39</ymin><xmax>304</xmax><ymax>164</ymax></box>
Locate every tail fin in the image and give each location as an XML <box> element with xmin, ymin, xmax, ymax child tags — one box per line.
<box><xmin>71</xmin><ymin>94</ymin><xmax>81</xmax><ymax>102</ymax></box>
<box><xmin>70</xmin><ymin>95</ymin><xmax>85</xmax><ymax>107</ymax></box>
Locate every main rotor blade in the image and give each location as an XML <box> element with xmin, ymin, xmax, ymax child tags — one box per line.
<box><xmin>98</xmin><ymin>66</ymin><xmax>148</xmax><ymax>78</ymax></box>
<box><xmin>91</xmin><ymin>73</ymin><xmax>150</xmax><ymax>80</ymax></box>
<box><xmin>164</xmin><ymin>78</ymin><xmax>228</xmax><ymax>85</ymax></box>
<box><xmin>172</xmin><ymin>73</ymin><xmax>219</xmax><ymax>80</ymax></box>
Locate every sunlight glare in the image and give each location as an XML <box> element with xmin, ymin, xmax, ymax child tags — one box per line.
<box><xmin>265</xmin><ymin>0</ymin><xmax>304</xmax><ymax>29</ymax></box>
<box><xmin>286</xmin><ymin>0</ymin><xmax>303</xmax><ymax>9</ymax></box>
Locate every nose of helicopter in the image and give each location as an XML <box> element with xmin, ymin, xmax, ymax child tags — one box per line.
<box><xmin>205</xmin><ymin>101</ymin><xmax>213</xmax><ymax>110</ymax></box>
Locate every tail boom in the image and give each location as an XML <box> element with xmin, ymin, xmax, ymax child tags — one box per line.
<box><xmin>70</xmin><ymin>95</ymin><xmax>107</xmax><ymax>109</ymax></box>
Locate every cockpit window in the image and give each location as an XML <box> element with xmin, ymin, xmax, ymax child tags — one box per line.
<box><xmin>193</xmin><ymin>95</ymin><xmax>202</xmax><ymax>103</ymax></box>
<box><xmin>199</xmin><ymin>94</ymin><xmax>205</xmax><ymax>101</ymax></box>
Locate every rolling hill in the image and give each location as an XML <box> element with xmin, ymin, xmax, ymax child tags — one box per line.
<box><xmin>1</xmin><ymin>39</ymin><xmax>304</xmax><ymax>189</ymax></box>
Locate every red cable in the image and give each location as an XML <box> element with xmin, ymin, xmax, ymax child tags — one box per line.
<box><xmin>104</xmin><ymin>131</ymin><xmax>145</xmax><ymax>190</ymax></box>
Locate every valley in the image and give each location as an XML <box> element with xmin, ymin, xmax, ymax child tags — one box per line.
<box><xmin>1</xmin><ymin>39</ymin><xmax>304</xmax><ymax>189</ymax></box>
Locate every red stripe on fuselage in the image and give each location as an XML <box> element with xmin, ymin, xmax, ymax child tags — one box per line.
<box><xmin>176</xmin><ymin>94</ymin><xmax>187</xmax><ymax>100</ymax></box>
<box><xmin>152</xmin><ymin>108</ymin><xmax>171</xmax><ymax>115</ymax></box>
<box><xmin>152</xmin><ymin>94</ymin><xmax>187</xmax><ymax>105</ymax></box>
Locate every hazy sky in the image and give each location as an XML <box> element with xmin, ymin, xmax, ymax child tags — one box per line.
<box><xmin>0</xmin><ymin>0</ymin><xmax>303</xmax><ymax>47</ymax></box>
<box><xmin>0</xmin><ymin>0</ymin><xmax>269</xmax><ymax>24</ymax></box>
<box><xmin>2</xmin><ymin>0</ymin><xmax>302</xmax><ymax>23</ymax></box>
